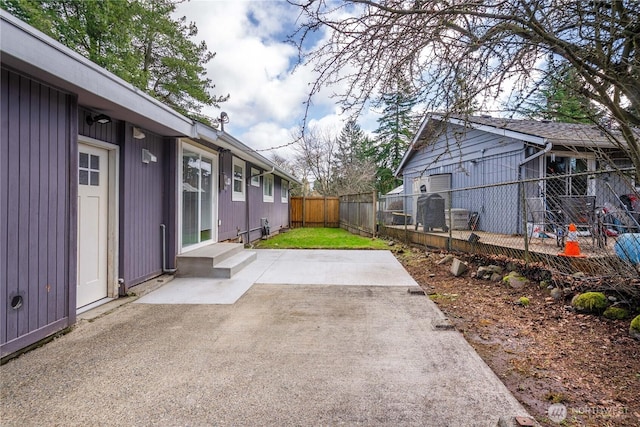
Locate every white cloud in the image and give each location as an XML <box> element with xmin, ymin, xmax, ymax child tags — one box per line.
<box><xmin>175</xmin><ymin>0</ymin><xmax>381</xmax><ymax>156</ymax></box>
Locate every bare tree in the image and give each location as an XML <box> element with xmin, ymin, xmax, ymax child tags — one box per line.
<box><xmin>289</xmin><ymin>0</ymin><xmax>640</xmax><ymax>179</ymax></box>
<box><xmin>292</xmin><ymin>125</ymin><xmax>338</xmax><ymax>196</ymax></box>
<box><xmin>271</xmin><ymin>152</ymin><xmax>309</xmax><ymax>197</ymax></box>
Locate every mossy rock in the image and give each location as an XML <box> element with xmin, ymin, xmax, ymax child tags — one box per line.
<box><xmin>502</xmin><ymin>271</ymin><xmax>528</xmax><ymax>289</ymax></box>
<box><xmin>518</xmin><ymin>297</ymin><xmax>530</xmax><ymax>306</ymax></box>
<box><xmin>571</xmin><ymin>292</ymin><xmax>608</xmax><ymax>314</ymax></box>
<box><xmin>631</xmin><ymin>315</ymin><xmax>640</xmax><ymax>341</ymax></box>
<box><xmin>603</xmin><ymin>306</ymin><xmax>629</xmax><ymax>320</ymax></box>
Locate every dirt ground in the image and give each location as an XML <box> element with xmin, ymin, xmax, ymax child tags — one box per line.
<box><xmin>394</xmin><ymin>246</ymin><xmax>640</xmax><ymax>427</ymax></box>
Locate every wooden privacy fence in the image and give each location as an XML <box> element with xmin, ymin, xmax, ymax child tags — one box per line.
<box><xmin>290</xmin><ymin>196</ymin><xmax>340</xmax><ymax>228</ymax></box>
<box><xmin>339</xmin><ymin>192</ymin><xmax>377</xmax><ymax>237</ymax></box>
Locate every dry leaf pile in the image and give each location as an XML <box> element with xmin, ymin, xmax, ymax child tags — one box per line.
<box><xmin>395</xmin><ymin>246</ymin><xmax>640</xmax><ymax>427</ymax></box>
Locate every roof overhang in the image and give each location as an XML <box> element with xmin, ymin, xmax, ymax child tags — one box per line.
<box><xmin>195</xmin><ymin>124</ymin><xmax>300</xmax><ymax>184</ymax></box>
<box><xmin>1</xmin><ymin>11</ymin><xmax>194</xmax><ymax>137</ymax></box>
<box><xmin>395</xmin><ymin>113</ymin><xmax>628</xmax><ymax>176</ymax></box>
<box><xmin>1</xmin><ymin>11</ymin><xmax>300</xmax><ymax>185</ymax></box>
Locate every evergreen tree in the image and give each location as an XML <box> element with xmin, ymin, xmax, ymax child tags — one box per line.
<box><xmin>373</xmin><ymin>78</ymin><xmax>419</xmax><ymax>194</ymax></box>
<box><xmin>333</xmin><ymin>120</ymin><xmax>376</xmax><ymax>195</ymax></box>
<box><xmin>1</xmin><ymin>0</ymin><xmax>228</xmax><ymax>121</ymax></box>
<box><xmin>517</xmin><ymin>61</ymin><xmax>603</xmax><ymax>124</ymax></box>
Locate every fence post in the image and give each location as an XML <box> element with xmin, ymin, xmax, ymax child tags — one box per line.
<box><xmin>324</xmin><ymin>196</ymin><xmax>327</xmax><ymax>228</ymax></box>
<box><xmin>372</xmin><ymin>190</ymin><xmax>377</xmax><ymax>238</ymax></box>
<box><xmin>402</xmin><ymin>191</ymin><xmax>407</xmax><ymax>243</ymax></box>
<box><xmin>520</xmin><ymin>180</ymin><xmax>530</xmax><ymax>264</ymax></box>
<box><xmin>358</xmin><ymin>194</ymin><xmax>361</xmax><ymax>235</ymax></box>
<box><xmin>302</xmin><ymin>195</ymin><xmax>306</xmax><ymax>228</ymax></box>
<box><xmin>447</xmin><ymin>197</ymin><xmax>452</xmax><ymax>251</ymax></box>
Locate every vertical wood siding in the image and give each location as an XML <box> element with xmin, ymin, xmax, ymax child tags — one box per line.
<box><xmin>216</xmin><ymin>153</ymin><xmax>290</xmax><ymax>243</ymax></box>
<box><xmin>1</xmin><ymin>68</ymin><xmax>74</xmax><ymax>357</ymax></box>
<box><xmin>118</xmin><ymin>124</ymin><xmax>166</xmax><ymax>288</ymax></box>
<box><xmin>78</xmin><ymin>109</ymin><xmax>171</xmax><ymax>288</ymax></box>
<box><xmin>246</xmin><ymin>174</ymin><xmax>290</xmax><ymax>242</ymax></box>
<box><xmin>217</xmin><ymin>151</ymin><xmax>244</xmax><ymax>241</ymax></box>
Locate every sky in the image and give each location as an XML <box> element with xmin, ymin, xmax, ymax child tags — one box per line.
<box><xmin>174</xmin><ymin>0</ymin><xmax>381</xmax><ymax>158</ymax></box>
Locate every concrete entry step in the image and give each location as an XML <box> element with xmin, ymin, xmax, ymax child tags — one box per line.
<box><xmin>176</xmin><ymin>243</ymin><xmax>256</xmax><ymax>278</ymax></box>
<box><xmin>212</xmin><ymin>251</ymin><xmax>257</xmax><ymax>279</ymax></box>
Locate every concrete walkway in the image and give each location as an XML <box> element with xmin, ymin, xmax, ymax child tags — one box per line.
<box><xmin>0</xmin><ymin>250</ymin><xmax>534</xmax><ymax>426</ymax></box>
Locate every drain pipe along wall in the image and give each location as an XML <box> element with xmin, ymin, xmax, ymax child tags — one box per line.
<box><xmin>243</xmin><ymin>167</ymin><xmax>275</xmax><ymax>244</ymax></box>
<box><xmin>160</xmin><ymin>224</ymin><xmax>177</xmax><ymax>273</ymax></box>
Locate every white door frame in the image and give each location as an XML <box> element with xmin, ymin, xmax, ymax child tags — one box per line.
<box><xmin>78</xmin><ymin>136</ymin><xmax>119</xmax><ymax>302</ymax></box>
<box><xmin>178</xmin><ymin>139</ymin><xmax>219</xmax><ymax>253</ymax></box>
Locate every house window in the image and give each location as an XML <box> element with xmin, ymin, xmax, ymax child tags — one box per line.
<box><xmin>545</xmin><ymin>155</ymin><xmax>593</xmax><ymax>197</ymax></box>
<box><xmin>251</xmin><ymin>168</ymin><xmax>260</xmax><ymax>187</ymax></box>
<box><xmin>232</xmin><ymin>157</ymin><xmax>245</xmax><ymax>201</ymax></box>
<box><xmin>263</xmin><ymin>174</ymin><xmax>274</xmax><ymax>203</ymax></box>
<box><xmin>545</xmin><ymin>154</ymin><xmax>596</xmax><ymax>214</ymax></box>
<box><xmin>281</xmin><ymin>179</ymin><xmax>289</xmax><ymax>203</ymax></box>
<box><xmin>79</xmin><ymin>152</ymin><xmax>100</xmax><ymax>186</ymax></box>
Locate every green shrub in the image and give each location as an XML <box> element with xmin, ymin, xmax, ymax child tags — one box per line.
<box><xmin>518</xmin><ymin>297</ymin><xmax>530</xmax><ymax>306</ymax></box>
<box><xmin>630</xmin><ymin>315</ymin><xmax>640</xmax><ymax>340</ymax></box>
<box><xmin>603</xmin><ymin>306</ymin><xmax>629</xmax><ymax>320</ymax></box>
<box><xmin>571</xmin><ymin>292</ymin><xmax>608</xmax><ymax>314</ymax></box>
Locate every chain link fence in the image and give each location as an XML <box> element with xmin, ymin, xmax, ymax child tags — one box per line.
<box><xmin>378</xmin><ymin>169</ymin><xmax>640</xmax><ymax>289</ymax></box>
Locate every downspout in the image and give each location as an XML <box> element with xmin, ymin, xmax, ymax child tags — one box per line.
<box><xmin>160</xmin><ymin>224</ymin><xmax>177</xmax><ymax>274</ymax></box>
<box><xmin>519</xmin><ymin>141</ymin><xmax>553</xmax><ymax>170</ymax></box>
<box><xmin>245</xmin><ymin>173</ymin><xmax>250</xmax><ymax>245</ymax></box>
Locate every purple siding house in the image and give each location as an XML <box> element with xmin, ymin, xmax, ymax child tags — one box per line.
<box><xmin>1</xmin><ymin>12</ymin><xmax>298</xmax><ymax>358</ymax></box>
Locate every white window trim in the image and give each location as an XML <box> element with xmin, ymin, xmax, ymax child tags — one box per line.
<box><xmin>545</xmin><ymin>152</ymin><xmax>597</xmax><ymax>196</ymax></box>
<box><xmin>232</xmin><ymin>157</ymin><xmax>246</xmax><ymax>202</ymax></box>
<box><xmin>263</xmin><ymin>174</ymin><xmax>274</xmax><ymax>203</ymax></box>
<box><xmin>281</xmin><ymin>179</ymin><xmax>289</xmax><ymax>203</ymax></box>
<box><xmin>251</xmin><ymin>167</ymin><xmax>260</xmax><ymax>187</ymax></box>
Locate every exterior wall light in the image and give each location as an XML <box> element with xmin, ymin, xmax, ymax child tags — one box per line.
<box><xmin>133</xmin><ymin>127</ymin><xmax>146</xmax><ymax>139</ymax></box>
<box><xmin>86</xmin><ymin>114</ymin><xmax>112</xmax><ymax>125</ymax></box>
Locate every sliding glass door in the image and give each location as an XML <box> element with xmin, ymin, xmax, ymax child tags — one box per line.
<box><xmin>182</xmin><ymin>145</ymin><xmax>216</xmax><ymax>249</ymax></box>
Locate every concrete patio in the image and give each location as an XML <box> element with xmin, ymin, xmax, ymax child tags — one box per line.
<box><xmin>0</xmin><ymin>249</ymin><xmax>535</xmax><ymax>426</ymax></box>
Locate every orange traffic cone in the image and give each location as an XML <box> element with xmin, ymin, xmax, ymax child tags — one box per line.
<box><xmin>559</xmin><ymin>223</ymin><xmax>584</xmax><ymax>257</ymax></box>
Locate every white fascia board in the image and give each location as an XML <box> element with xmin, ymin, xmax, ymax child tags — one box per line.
<box><xmin>1</xmin><ymin>11</ymin><xmax>193</xmax><ymax>136</ymax></box>
<box><xmin>195</xmin><ymin>123</ymin><xmax>300</xmax><ymax>184</ymax></box>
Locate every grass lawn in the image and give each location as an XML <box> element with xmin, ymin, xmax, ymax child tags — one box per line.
<box><xmin>253</xmin><ymin>227</ymin><xmax>390</xmax><ymax>250</ymax></box>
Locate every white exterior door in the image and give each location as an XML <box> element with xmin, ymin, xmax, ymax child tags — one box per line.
<box><xmin>77</xmin><ymin>144</ymin><xmax>109</xmax><ymax>308</ymax></box>
<box><xmin>180</xmin><ymin>143</ymin><xmax>218</xmax><ymax>251</ymax></box>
